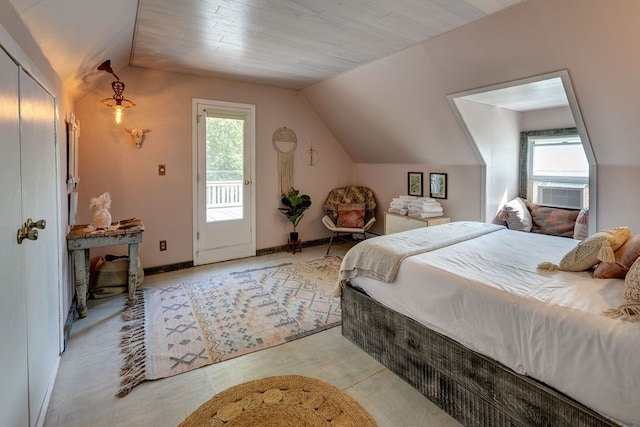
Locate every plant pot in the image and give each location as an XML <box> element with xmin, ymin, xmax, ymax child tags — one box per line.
<box><xmin>289</xmin><ymin>232</ymin><xmax>299</xmax><ymax>242</ymax></box>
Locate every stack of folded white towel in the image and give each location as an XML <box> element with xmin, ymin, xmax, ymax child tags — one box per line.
<box><xmin>388</xmin><ymin>195</ymin><xmax>414</xmax><ymax>215</ymax></box>
<box><xmin>407</xmin><ymin>197</ymin><xmax>443</xmax><ymax>218</ymax></box>
<box><xmin>389</xmin><ymin>195</ymin><xmax>443</xmax><ymax>218</ymax></box>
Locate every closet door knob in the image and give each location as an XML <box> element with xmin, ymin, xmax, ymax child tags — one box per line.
<box><xmin>16</xmin><ymin>218</ymin><xmax>45</xmax><ymax>244</ymax></box>
<box><xmin>25</xmin><ymin>218</ymin><xmax>46</xmax><ymax>230</ymax></box>
<box><xmin>17</xmin><ymin>226</ymin><xmax>38</xmax><ymax>244</ymax></box>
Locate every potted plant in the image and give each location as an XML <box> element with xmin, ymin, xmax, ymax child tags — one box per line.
<box><xmin>278</xmin><ymin>188</ymin><xmax>312</xmax><ymax>242</ymax></box>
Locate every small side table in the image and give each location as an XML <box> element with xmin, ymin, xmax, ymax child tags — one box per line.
<box><xmin>66</xmin><ymin>218</ymin><xmax>144</xmax><ymax>318</ymax></box>
<box><xmin>287</xmin><ymin>239</ymin><xmax>301</xmax><ymax>254</ymax></box>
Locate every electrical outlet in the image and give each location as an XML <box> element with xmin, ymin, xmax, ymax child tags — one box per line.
<box><xmin>159</xmin><ymin>240</ymin><xmax>167</xmax><ymax>251</ymax></box>
<box><xmin>158</xmin><ymin>164</ymin><xmax>166</xmax><ymax>176</ymax></box>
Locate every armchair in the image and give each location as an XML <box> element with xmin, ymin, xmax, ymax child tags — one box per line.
<box><xmin>322</xmin><ymin>186</ymin><xmax>377</xmax><ymax>254</ymax></box>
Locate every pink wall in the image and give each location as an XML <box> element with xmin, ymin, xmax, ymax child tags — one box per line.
<box><xmin>75</xmin><ymin>67</ymin><xmax>353</xmax><ymax>268</ymax></box>
<box><xmin>353</xmin><ymin>163</ymin><xmax>483</xmax><ymax>233</ymax></box>
<box><xmin>302</xmin><ymin>0</ymin><xmax>640</xmax><ymax>233</ymax></box>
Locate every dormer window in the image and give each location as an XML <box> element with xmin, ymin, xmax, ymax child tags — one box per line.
<box><xmin>521</xmin><ymin>129</ymin><xmax>589</xmax><ymax>210</ymax></box>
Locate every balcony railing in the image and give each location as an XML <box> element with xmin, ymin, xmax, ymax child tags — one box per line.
<box><xmin>206</xmin><ymin>180</ymin><xmax>242</xmax><ymax>208</ymax></box>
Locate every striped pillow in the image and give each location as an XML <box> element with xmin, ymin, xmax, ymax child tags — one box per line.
<box><xmin>528</xmin><ymin>203</ymin><xmax>580</xmax><ymax>238</ymax></box>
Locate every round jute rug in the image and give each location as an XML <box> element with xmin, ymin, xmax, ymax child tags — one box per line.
<box><xmin>179</xmin><ymin>375</ymin><xmax>377</xmax><ymax>427</ymax></box>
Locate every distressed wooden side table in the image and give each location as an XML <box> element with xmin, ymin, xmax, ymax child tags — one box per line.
<box><xmin>66</xmin><ymin>218</ymin><xmax>144</xmax><ymax>318</ymax></box>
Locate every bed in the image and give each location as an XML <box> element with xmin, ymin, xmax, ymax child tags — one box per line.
<box><xmin>338</xmin><ymin>221</ymin><xmax>638</xmax><ymax>427</ymax></box>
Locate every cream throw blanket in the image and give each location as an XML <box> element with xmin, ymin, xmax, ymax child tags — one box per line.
<box><xmin>334</xmin><ymin>221</ymin><xmax>505</xmax><ymax>296</ymax></box>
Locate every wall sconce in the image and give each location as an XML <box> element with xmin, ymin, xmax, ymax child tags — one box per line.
<box><xmin>97</xmin><ymin>60</ymin><xmax>135</xmax><ymax>124</ymax></box>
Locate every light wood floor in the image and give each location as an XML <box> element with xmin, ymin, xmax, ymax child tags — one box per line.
<box><xmin>44</xmin><ymin>243</ymin><xmax>461</xmax><ymax>427</ymax></box>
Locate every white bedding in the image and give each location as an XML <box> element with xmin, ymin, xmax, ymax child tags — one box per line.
<box><xmin>351</xmin><ymin>227</ymin><xmax>639</xmax><ymax>426</ymax></box>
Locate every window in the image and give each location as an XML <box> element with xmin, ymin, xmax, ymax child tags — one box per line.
<box><xmin>520</xmin><ymin>128</ymin><xmax>589</xmax><ymax>209</ymax></box>
<box><xmin>203</xmin><ymin>112</ymin><xmax>246</xmax><ymax>222</ymax></box>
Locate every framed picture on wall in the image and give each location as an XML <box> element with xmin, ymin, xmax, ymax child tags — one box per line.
<box><xmin>407</xmin><ymin>172</ymin><xmax>423</xmax><ymax>196</ymax></box>
<box><xmin>429</xmin><ymin>173</ymin><xmax>448</xmax><ymax>199</ymax></box>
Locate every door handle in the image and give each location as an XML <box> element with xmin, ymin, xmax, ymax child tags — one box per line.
<box><xmin>26</xmin><ymin>218</ymin><xmax>46</xmax><ymax>230</ymax></box>
<box><xmin>244</xmin><ymin>179</ymin><xmax>252</xmax><ymax>185</ymax></box>
<box><xmin>16</xmin><ymin>218</ymin><xmax>45</xmax><ymax>244</ymax></box>
<box><xmin>17</xmin><ymin>227</ymin><xmax>38</xmax><ymax>244</ymax></box>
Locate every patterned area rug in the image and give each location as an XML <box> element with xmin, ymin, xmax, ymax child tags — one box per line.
<box><xmin>117</xmin><ymin>256</ymin><xmax>342</xmax><ymax>397</ymax></box>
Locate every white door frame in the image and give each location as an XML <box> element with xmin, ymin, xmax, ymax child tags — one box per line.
<box><xmin>192</xmin><ymin>98</ymin><xmax>256</xmax><ymax>265</ymax></box>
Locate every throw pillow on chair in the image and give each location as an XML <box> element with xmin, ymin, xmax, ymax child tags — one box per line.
<box><xmin>337</xmin><ymin>203</ymin><xmax>365</xmax><ymax>228</ymax></box>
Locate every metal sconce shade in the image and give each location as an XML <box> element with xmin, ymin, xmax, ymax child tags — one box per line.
<box><xmin>98</xmin><ymin>60</ymin><xmax>135</xmax><ymax>124</ymax></box>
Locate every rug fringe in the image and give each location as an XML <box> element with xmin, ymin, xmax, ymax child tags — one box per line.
<box><xmin>122</xmin><ymin>289</ymin><xmax>146</xmax><ymax>321</ymax></box>
<box><xmin>118</xmin><ymin>288</ymin><xmax>147</xmax><ymax>397</ymax></box>
<box><xmin>120</xmin><ymin>320</ymin><xmax>145</xmax><ymax>346</ymax></box>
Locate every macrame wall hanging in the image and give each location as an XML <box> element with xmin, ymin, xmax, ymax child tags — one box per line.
<box><xmin>272</xmin><ymin>126</ymin><xmax>297</xmax><ymax>195</ymax></box>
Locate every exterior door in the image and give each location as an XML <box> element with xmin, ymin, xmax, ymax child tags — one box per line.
<box><xmin>19</xmin><ymin>68</ymin><xmax>60</xmax><ymax>426</ymax></box>
<box><xmin>193</xmin><ymin>99</ymin><xmax>255</xmax><ymax>265</ymax></box>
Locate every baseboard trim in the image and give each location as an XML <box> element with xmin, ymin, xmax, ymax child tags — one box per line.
<box><xmin>144</xmin><ymin>261</ymin><xmax>194</xmax><ymax>276</ymax></box>
<box><xmin>63</xmin><ymin>300</ymin><xmax>77</xmax><ymax>351</ymax></box>
<box><xmin>144</xmin><ymin>238</ymin><xmax>334</xmax><ymax>276</ymax></box>
<box><xmin>255</xmin><ymin>237</ymin><xmax>330</xmax><ymax>256</ymax></box>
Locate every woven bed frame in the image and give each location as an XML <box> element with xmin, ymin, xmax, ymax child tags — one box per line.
<box><xmin>341</xmin><ymin>282</ymin><xmax>620</xmax><ymax>427</ymax></box>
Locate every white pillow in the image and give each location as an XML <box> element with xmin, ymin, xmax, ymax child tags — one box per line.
<box><xmin>573</xmin><ymin>208</ymin><xmax>589</xmax><ymax>240</ymax></box>
<box><xmin>502</xmin><ymin>197</ymin><xmax>532</xmax><ymax>232</ymax></box>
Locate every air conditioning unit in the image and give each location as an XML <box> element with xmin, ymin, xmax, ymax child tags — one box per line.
<box><xmin>536</xmin><ymin>183</ymin><xmax>587</xmax><ymax>209</ymax></box>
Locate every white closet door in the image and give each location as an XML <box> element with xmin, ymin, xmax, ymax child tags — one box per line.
<box><xmin>0</xmin><ymin>49</ymin><xmax>29</xmax><ymax>427</ymax></box>
<box><xmin>19</xmin><ymin>68</ymin><xmax>61</xmax><ymax>426</ymax></box>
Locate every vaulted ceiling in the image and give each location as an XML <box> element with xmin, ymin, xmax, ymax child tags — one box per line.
<box><xmin>8</xmin><ymin>0</ymin><xmax>523</xmax><ymax>100</ymax></box>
